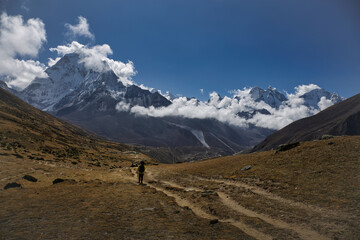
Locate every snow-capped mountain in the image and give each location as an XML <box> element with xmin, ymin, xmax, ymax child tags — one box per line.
<box><xmin>1</xmin><ymin>53</ymin><xmax>344</xmax><ymax>162</ymax></box>
<box><xmin>20</xmin><ymin>53</ymin><xmax>171</xmax><ymax>113</ymax></box>
<box><xmin>246</xmin><ymin>86</ymin><xmax>342</xmax><ymax>110</ymax></box>
<box><xmin>299</xmin><ymin>88</ymin><xmax>343</xmax><ymax>109</ymax></box>
<box><xmin>20</xmin><ymin>53</ymin><xmax>88</xmax><ymax>111</ymax></box>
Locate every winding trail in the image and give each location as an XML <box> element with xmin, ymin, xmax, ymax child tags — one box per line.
<box><xmin>148</xmin><ymin>178</ymin><xmax>273</xmax><ymax>240</ymax></box>
<box><xmin>130</xmin><ymin>168</ymin><xmax>272</xmax><ymax>240</ymax></box>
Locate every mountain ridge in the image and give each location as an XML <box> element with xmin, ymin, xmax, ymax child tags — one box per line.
<box><xmin>252</xmin><ymin>93</ymin><xmax>360</xmax><ymax>152</ymax></box>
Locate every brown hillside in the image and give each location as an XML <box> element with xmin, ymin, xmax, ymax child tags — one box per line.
<box><xmin>252</xmin><ymin>93</ymin><xmax>360</xmax><ymax>152</ymax></box>
<box><xmin>151</xmin><ymin>135</ymin><xmax>360</xmax><ymax>239</ymax></box>
<box><xmin>0</xmin><ymin>87</ymin><xmax>151</xmax><ymax>167</ymax></box>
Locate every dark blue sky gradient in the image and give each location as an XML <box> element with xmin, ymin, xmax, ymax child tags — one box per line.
<box><xmin>2</xmin><ymin>0</ymin><xmax>360</xmax><ymax>99</ymax></box>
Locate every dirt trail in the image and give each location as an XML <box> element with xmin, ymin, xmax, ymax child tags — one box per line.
<box><xmin>149</xmin><ymin>183</ymin><xmax>273</xmax><ymax>240</ymax></box>
<box><xmin>143</xmin><ymin>168</ymin><xmax>333</xmax><ymax>240</ymax></box>
<box><xmin>217</xmin><ymin>192</ymin><xmax>328</xmax><ymax>240</ymax></box>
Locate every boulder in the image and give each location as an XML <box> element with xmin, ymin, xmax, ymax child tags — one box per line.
<box><xmin>210</xmin><ymin>219</ymin><xmax>219</xmax><ymax>224</ymax></box>
<box><xmin>52</xmin><ymin>178</ymin><xmax>65</xmax><ymax>184</ymax></box>
<box><xmin>52</xmin><ymin>178</ymin><xmax>76</xmax><ymax>184</ymax></box>
<box><xmin>23</xmin><ymin>175</ymin><xmax>38</xmax><ymax>182</ymax></box>
<box><xmin>4</xmin><ymin>182</ymin><xmax>22</xmax><ymax>189</ymax></box>
<box><xmin>275</xmin><ymin>142</ymin><xmax>300</xmax><ymax>153</ymax></box>
<box><xmin>241</xmin><ymin>165</ymin><xmax>253</xmax><ymax>171</ymax></box>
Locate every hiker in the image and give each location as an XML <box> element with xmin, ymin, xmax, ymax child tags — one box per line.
<box><xmin>137</xmin><ymin>161</ymin><xmax>146</xmax><ymax>184</ymax></box>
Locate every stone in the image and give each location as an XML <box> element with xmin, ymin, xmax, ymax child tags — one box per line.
<box><xmin>241</xmin><ymin>165</ymin><xmax>253</xmax><ymax>171</ymax></box>
<box><xmin>4</xmin><ymin>182</ymin><xmax>21</xmax><ymax>189</ymax></box>
<box><xmin>210</xmin><ymin>219</ymin><xmax>219</xmax><ymax>224</ymax></box>
<box><xmin>52</xmin><ymin>178</ymin><xmax>65</xmax><ymax>184</ymax></box>
<box><xmin>23</xmin><ymin>175</ymin><xmax>38</xmax><ymax>182</ymax></box>
<box><xmin>140</xmin><ymin>207</ymin><xmax>155</xmax><ymax>211</ymax></box>
<box><xmin>275</xmin><ymin>142</ymin><xmax>300</xmax><ymax>153</ymax></box>
<box><xmin>52</xmin><ymin>178</ymin><xmax>76</xmax><ymax>184</ymax></box>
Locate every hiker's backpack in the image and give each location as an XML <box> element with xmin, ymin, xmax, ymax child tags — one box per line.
<box><xmin>138</xmin><ymin>165</ymin><xmax>145</xmax><ymax>173</ymax></box>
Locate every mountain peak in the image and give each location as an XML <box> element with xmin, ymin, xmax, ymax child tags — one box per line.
<box><xmin>249</xmin><ymin>86</ymin><xmax>286</xmax><ymax>108</ymax></box>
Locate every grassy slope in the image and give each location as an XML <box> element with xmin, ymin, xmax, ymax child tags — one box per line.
<box><xmin>0</xmin><ymin>88</ymin><xmax>152</xmax><ymax>167</ymax></box>
<box><xmin>160</xmin><ymin>136</ymin><xmax>360</xmax><ymax>214</ymax></box>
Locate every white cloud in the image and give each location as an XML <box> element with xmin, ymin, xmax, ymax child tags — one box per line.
<box><xmin>65</xmin><ymin>16</ymin><xmax>94</xmax><ymax>40</ymax></box>
<box><xmin>130</xmin><ymin>96</ymin><xmax>249</xmax><ymax>127</ymax></box>
<box><xmin>1</xmin><ymin>59</ymin><xmax>47</xmax><ymax>90</ymax></box>
<box><xmin>0</xmin><ymin>13</ymin><xmax>47</xmax><ymax>90</ymax></box>
<box><xmin>116</xmin><ymin>101</ymin><xmax>131</xmax><ymax>112</ymax></box>
<box><xmin>123</xmin><ymin>84</ymin><xmax>337</xmax><ymax>130</ymax></box>
<box><xmin>106</xmin><ymin>58</ymin><xmax>136</xmax><ymax>87</ymax></box>
<box><xmin>318</xmin><ymin>96</ymin><xmax>333</xmax><ymax>110</ymax></box>
<box><xmin>293</xmin><ymin>84</ymin><xmax>320</xmax><ymax>96</ymax></box>
<box><xmin>200</xmin><ymin>88</ymin><xmax>204</xmax><ymax>94</ymax></box>
<box><xmin>50</xmin><ymin>41</ymin><xmax>136</xmax><ymax>86</ymax></box>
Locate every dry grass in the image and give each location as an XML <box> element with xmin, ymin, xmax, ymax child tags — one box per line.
<box><xmin>160</xmin><ymin>136</ymin><xmax>360</xmax><ymax>213</ymax></box>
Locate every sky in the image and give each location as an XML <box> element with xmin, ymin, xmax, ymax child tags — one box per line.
<box><xmin>1</xmin><ymin>0</ymin><xmax>360</xmax><ymax>100</ymax></box>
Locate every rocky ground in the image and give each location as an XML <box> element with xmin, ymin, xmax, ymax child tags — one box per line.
<box><xmin>1</xmin><ymin>136</ymin><xmax>359</xmax><ymax>240</ymax></box>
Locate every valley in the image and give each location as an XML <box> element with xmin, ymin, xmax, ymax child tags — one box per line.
<box><xmin>1</xmin><ymin>135</ymin><xmax>359</xmax><ymax>239</ymax></box>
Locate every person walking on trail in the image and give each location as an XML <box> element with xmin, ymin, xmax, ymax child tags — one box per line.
<box><xmin>137</xmin><ymin>161</ymin><xmax>146</xmax><ymax>184</ymax></box>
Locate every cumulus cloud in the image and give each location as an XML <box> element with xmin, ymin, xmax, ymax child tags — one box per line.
<box><xmin>50</xmin><ymin>41</ymin><xmax>136</xmax><ymax>86</ymax></box>
<box><xmin>293</xmin><ymin>84</ymin><xmax>320</xmax><ymax>96</ymax></box>
<box><xmin>65</xmin><ymin>16</ymin><xmax>94</xmax><ymax>40</ymax></box>
<box><xmin>200</xmin><ymin>89</ymin><xmax>204</xmax><ymax>94</ymax></box>
<box><xmin>318</xmin><ymin>96</ymin><xmax>333</xmax><ymax>110</ymax></box>
<box><xmin>106</xmin><ymin>58</ymin><xmax>136</xmax><ymax>86</ymax></box>
<box><xmin>123</xmin><ymin>84</ymin><xmax>338</xmax><ymax>130</ymax></box>
<box><xmin>130</xmin><ymin>97</ymin><xmax>249</xmax><ymax>127</ymax></box>
<box><xmin>116</xmin><ymin>101</ymin><xmax>131</xmax><ymax>112</ymax></box>
<box><xmin>0</xmin><ymin>13</ymin><xmax>47</xmax><ymax>90</ymax></box>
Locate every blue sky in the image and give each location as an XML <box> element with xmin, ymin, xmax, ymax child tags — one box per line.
<box><xmin>2</xmin><ymin>0</ymin><xmax>360</xmax><ymax>99</ymax></box>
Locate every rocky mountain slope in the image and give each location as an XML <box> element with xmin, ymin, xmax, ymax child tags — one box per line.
<box><xmin>252</xmin><ymin>93</ymin><xmax>360</xmax><ymax>152</ymax></box>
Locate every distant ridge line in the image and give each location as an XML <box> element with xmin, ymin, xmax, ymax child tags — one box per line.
<box><xmin>252</xmin><ymin>93</ymin><xmax>360</xmax><ymax>152</ymax></box>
